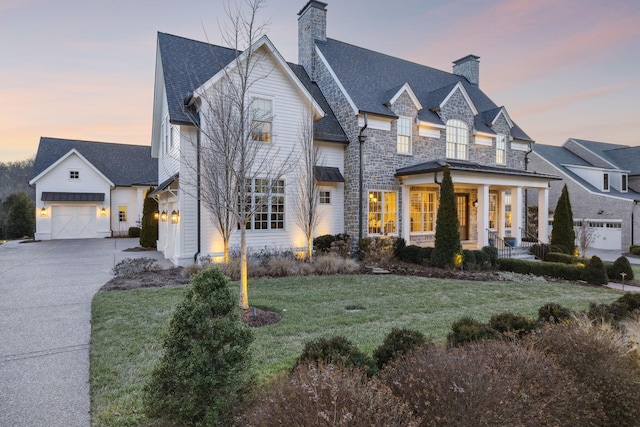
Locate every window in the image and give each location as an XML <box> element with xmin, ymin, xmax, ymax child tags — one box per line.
<box><xmin>410</xmin><ymin>188</ymin><xmax>437</xmax><ymax>232</ymax></box>
<box><xmin>397</xmin><ymin>116</ymin><xmax>412</xmax><ymax>154</ymax></box>
<box><xmin>622</xmin><ymin>174</ymin><xmax>628</xmax><ymax>192</ymax></box>
<box><xmin>368</xmin><ymin>191</ymin><xmax>397</xmax><ymax>235</ymax></box>
<box><xmin>496</xmin><ymin>134</ymin><xmax>506</xmax><ymax>165</ymax></box>
<box><xmin>504</xmin><ymin>191</ymin><xmax>512</xmax><ymax>228</ymax></box>
<box><xmin>252</xmin><ymin>98</ymin><xmax>272</xmax><ymax>142</ymax></box>
<box><xmin>118</xmin><ymin>206</ymin><xmax>127</xmax><ymax>222</ymax></box>
<box><xmin>69</xmin><ymin>170</ymin><xmax>79</xmax><ymax>179</ymax></box>
<box><xmin>243</xmin><ymin>178</ymin><xmax>285</xmax><ymax>230</ymax></box>
<box><xmin>488</xmin><ymin>192</ymin><xmax>498</xmax><ymax>229</ymax></box>
<box><xmin>603</xmin><ymin>173</ymin><xmax>609</xmax><ymax>191</ymax></box>
<box><xmin>164</xmin><ymin>115</ymin><xmax>170</xmax><ymax>154</ymax></box>
<box><xmin>319</xmin><ymin>191</ymin><xmax>331</xmax><ymax>204</ymax></box>
<box><xmin>446</xmin><ymin>119</ymin><xmax>468</xmax><ymax>160</ymax></box>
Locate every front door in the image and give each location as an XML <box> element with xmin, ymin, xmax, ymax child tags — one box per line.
<box><xmin>455</xmin><ymin>193</ymin><xmax>469</xmax><ymax>240</ymax></box>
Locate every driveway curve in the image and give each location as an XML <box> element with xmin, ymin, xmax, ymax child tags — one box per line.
<box><xmin>0</xmin><ymin>238</ymin><xmax>170</xmax><ymax>427</ymax></box>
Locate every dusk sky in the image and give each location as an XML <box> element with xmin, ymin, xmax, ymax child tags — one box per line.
<box><xmin>1</xmin><ymin>0</ymin><xmax>639</xmax><ymax>162</ymax></box>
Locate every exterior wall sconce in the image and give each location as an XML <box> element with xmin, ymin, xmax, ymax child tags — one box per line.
<box><xmin>100</xmin><ymin>207</ymin><xmax>107</xmax><ymax>216</ymax></box>
<box><xmin>160</xmin><ymin>211</ymin><xmax>168</xmax><ymax>222</ymax></box>
<box><xmin>472</xmin><ymin>200</ymin><xmax>478</xmax><ymax>208</ymax></box>
<box><xmin>171</xmin><ymin>210</ymin><xmax>179</xmax><ymax>224</ymax></box>
<box><xmin>153</xmin><ymin>211</ymin><xmax>159</xmax><ymax>220</ymax></box>
<box><xmin>40</xmin><ymin>207</ymin><xmax>47</xmax><ymax>216</ymax></box>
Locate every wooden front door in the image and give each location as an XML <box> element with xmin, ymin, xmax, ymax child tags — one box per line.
<box><xmin>455</xmin><ymin>193</ymin><xmax>469</xmax><ymax>240</ymax></box>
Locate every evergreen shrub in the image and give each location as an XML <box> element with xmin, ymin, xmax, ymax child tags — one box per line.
<box><xmin>295</xmin><ymin>335</ymin><xmax>377</xmax><ymax>377</ymax></box>
<box><xmin>373</xmin><ymin>327</ymin><xmax>428</xmax><ymax>370</ymax></box>
<box><xmin>581</xmin><ymin>256</ymin><xmax>608</xmax><ymax>285</ymax></box>
<box><xmin>127</xmin><ymin>227</ymin><xmax>141</xmax><ymax>238</ymax></box>
<box><xmin>446</xmin><ymin>316</ymin><xmax>500</xmax><ymax>348</ymax></box>
<box><xmin>607</xmin><ymin>256</ymin><xmax>634</xmax><ymax>281</ymax></box>
<box><xmin>537</xmin><ymin>303</ymin><xmax>574</xmax><ymax>324</ymax></box>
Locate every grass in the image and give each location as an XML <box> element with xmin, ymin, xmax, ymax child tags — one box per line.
<box><xmin>90</xmin><ymin>274</ymin><xmax>621</xmax><ymax>426</ymax></box>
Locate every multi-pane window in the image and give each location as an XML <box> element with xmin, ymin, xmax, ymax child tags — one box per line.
<box><xmin>622</xmin><ymin>174</ymin><xmax>628</xmax><ymax>192</ymax></box>
<box><xmin>496</xmin><ymin>134</ymin><xmax>506</xmax><ymax>165</ymax></box>
<box><xmin>603</xmin><ymin>173</ymin><xmax>609</xmax><ymax>191</ymax></box>
<box><xmin>368</xmin><ymin>191</ymin><xmax>397</xmax><ymax>235</ymax></box>
<box><xmin>446</xmin><ymin>119</ymin><xmax>468</xmax><ymax>160</ymax></box>
<box><xmin>243</xmin><ymin>178</ymin><xmax>285</xmax><ymax>230</ymax></box>
<box><xmin>409</xmin><ymin>188</ymin><xmax>437</xmax><ymax>232</ymax></box>
<box><xmin>118</xmin><ymin>206</ymin><xmax>127</xmax><ymax>222</ymax></box>
<box><xmin>319</xmin><ymin>191</ymin><xmax>331</xmax><ymax>204</ymax></box>
<box><xmin>504</xmin><ymin>191</ymin><xmax>512</xmax><ymax>228</ymax></box>
<box><xmin>488</xmin><ymin>192</ymin><xmax>498</xmax><ymax>229</ymax></box>
<box><xmin>69</xmin><ymin>170</ymin><xmax>79</xmax><ymax>179</ymax></box>
<box><xmin>252</xmin><ymin>98</ymin><xmax>272</xmax><ymax>142</ymax></box>
<box><xmin>397</xmin><ymin>116</ymin><xmax>412</xmax><ymax>154</ymax></box>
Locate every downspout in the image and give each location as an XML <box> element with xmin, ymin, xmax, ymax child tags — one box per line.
<box><xmin>358</xmin><ymin>113</ymin><xmax>368</xmax><ymax>244</ymax></box>
<box><xmin>633</xmin><ymin>200</ymin><xmax>639</xmax><ymax>247</ymax></box>
<box><xmin>524</xmin><ymin>142</ymin><xmax>533</xmax><ymax>234</ymax></box>
<box><xmin>193</xmin><ymin>128</ymin><xmax>201</xmax><ymax>263</ymax></box>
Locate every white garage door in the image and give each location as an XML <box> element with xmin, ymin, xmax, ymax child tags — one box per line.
<box><xmin>52</xmin><ymin>205</ymin><xmax>98</xmax><ymax>239</ymax></box>
<box><xmin>577</xmin><ymin>221</ymin><xmax>622</xmax><ymax>250</ymax></box>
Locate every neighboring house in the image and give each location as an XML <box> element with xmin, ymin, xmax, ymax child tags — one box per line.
<box><xmin>529</xmin><ymin>138</ymin><xmax>640</xmax><ymax>250</ymax></box>
<box><xmin>29</xmin><ymin>137</ymin><xmax>157</xmax><ymax>240</ymax></box>
<box><xmin>150</xmin><ymin>0</ymin><xmax>558</xmax><ymax>265</ymax></box>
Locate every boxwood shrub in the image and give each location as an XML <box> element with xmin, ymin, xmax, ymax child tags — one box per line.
<box><xmin>497</xmin><ymin>258</ymin><xmax>583</xmax><ymax>281</ymax></box>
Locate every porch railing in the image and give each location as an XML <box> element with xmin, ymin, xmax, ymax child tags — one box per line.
<box><xmin>487</xmin><ymin>229</ymin><xmax>512</xmax><ymax>259</ymax></box>
<box><xmin>519</xmin><ymin>227</ymin><xmax>547</xmax><ymax>260</ymax></box>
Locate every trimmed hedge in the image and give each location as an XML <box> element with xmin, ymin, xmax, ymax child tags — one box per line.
<box><xmin>630</xmin><ymin>245</ymin><xmax>640</xmax><ymax>255</ymax></box>
<box><xmin>397</xmin><ymin>245</ymin><xmax>432</xmax><ymax>265</ymax></box>
<box><xmin>607</xmin><ymin>256</ymin><xmax>634</xmax><ymax>281</ymax></box>
<box><xmin>128</xmin><ymin>227</ymin><xmax>141</xmax><ymax>238</ymax></box>
<box><xmin>544</xmin><ymin>252</ymin><xmax>588</xmax><ymax>265</ymax></box>
<box><xmin>497</xmin><ymin>258</ymin><xmax>583</xmax><ymax>281</ymax></box>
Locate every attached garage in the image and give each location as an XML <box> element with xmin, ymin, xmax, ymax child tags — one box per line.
<box><xmin>51</xmin><ymin>205</ymin><xmax>98</xmax><ymax>239</ymax></box>
<box><xmin>583</xmin><ymin>220</ymin><xmax>622</xmax><ymax>251</ymax></box>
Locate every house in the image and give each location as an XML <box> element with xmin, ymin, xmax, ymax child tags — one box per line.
<box><xmin>150</xmin><ymin>1</ymin><xmax>558</xmax><ymax>265</ymax></box>
<box><xmin>528</xmin><ymin>138</ymin><xmax>640</xmax><ymax>250</ymax></box>
<box><xmin>30</xmin><ymin>137</ymin><xmax>157</xmax><ymax>240</ymax></box>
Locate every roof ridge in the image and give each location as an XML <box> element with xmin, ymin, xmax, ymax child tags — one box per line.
<box><xmin>41</xmin><ymin>137</ymin><xmax>148</xmax><ymax>149</ymax></box>
<box><xmin>158</xmin><ymin>32</ymin><xmax>240</xmax><ymax>55</ymax></box>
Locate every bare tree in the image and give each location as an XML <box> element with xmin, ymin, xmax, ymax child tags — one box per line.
<box><xmin>576</xmin><ymin>219</ymin><xmax>597</xmax><ymax>257</ymax></box>
<box><xmin>294</xmin><ymin>113</ymin><xmax>321</xmax><ymax>261</ymax></box>
<box><xmin>184</xmin><ymin>0</ymin><xmax>295</xmax><ymax>309</ymax></box>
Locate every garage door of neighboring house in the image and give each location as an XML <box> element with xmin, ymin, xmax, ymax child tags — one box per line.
<box><xmin>586</xmin><ymin>221</ymin><xmax>622</xmax><ymax>250</ymax></box>
<box><xmin>52</xmin><ymin>205</ymin><xmax>98</xmax><ymax>239</ymax></box>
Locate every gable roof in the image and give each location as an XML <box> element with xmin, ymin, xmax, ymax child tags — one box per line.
<box><xmin>315</xmin><ymin>38</ymin><xmax>533</xmax><ymax>142</ymax></box>
<box><xmin>156</xmin><ymin>32</ymin><xmax>346</xmax><ymax>143</ymax></box>
<box><xmin>30</xmin><ymin>137</ymin><xmax>157</xmax><ymax>187</ymax></box>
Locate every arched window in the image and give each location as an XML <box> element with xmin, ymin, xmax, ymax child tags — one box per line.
<box><xmin>446</xmin><ymin>119</ymin><xmax>468</xmax><ymax>160</ymax></box>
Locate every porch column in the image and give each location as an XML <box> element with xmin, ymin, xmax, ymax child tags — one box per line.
<box><xmin>477</xmin><ymin>184</ymin><xmax>489</xmax><ymax>247</ymax></box>
<box><xmin>512</xmin><ymin>186</ymin><xmax>523</xmax><ymax>245</ymax></box>
<box><xmin>401</xmin><ymin>185</ymin><xmax>411</xmax><ymax>243</ymax></box>
<box><xmin>137</xmin><ymin>187</ymin><xmax>145</xmax><ymax>224</ymax></box>
<box><xmin>538</xmin><ymin>187</ymin><xmax>549</xmax><ymax>243</ymax></box>
<box><xmin>498</xmin><ymin>190</ymin><xmax>506</xmax><ymax>238</ymax></box>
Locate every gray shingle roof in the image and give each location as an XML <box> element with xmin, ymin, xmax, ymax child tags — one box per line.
<box><xmin>603</xmin><ymin>146</ymin><xmax>640</xmax><ymax>175</ymax></box>
<box><xmin>31</xmin><ymin>137</ymin><xmax>157</xmax><ymax>187</ymax></box>
<box><xmin>316</xmin><ymin>38</ymin><xmax>533</xmax><ymax>142</ymax></box>
<box><xmin>396</xmin><ymin>158</ymin><xmax>559</xmax><ymax>180</ymax></box>
<box><xmin>314</xmin><ymin>166</ymin><xmax>344</xmax><ymax>182</ymax></box>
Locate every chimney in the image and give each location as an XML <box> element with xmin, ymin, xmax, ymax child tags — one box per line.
<box><xmin>453</xmin><ymin>54</ymin><xmax>480</xmax><ymax>86</ymax></box>
<box><xmin>298</xmin><ymin>1</ymin><xmax>327</xmax><ymax>81</ymax></box>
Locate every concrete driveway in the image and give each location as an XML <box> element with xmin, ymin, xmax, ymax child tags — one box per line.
<box><xmin>0</xmin><ymin>238</ymin><xmax>170</xmax><ymax>427</ymax></box>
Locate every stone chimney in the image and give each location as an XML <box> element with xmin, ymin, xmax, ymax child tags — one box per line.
<box><xmin>453</xmin><ymin>54</ymin><xmax>480</xmax><ymax>85</ymax></box>
<box><xmin>298</xmin><ymin>1</ymin><xmax>327</xmax><ymax>81</ymax></box>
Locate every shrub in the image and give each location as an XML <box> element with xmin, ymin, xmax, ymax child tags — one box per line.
<box><xmin>473</xmin><ymin>249</ymin><xmax>491</xmax><ymax>268</ymax></box>
<box><xmin>581</xmin><ymin>255</ymin><xmax>608</xmax><ymax>285</ymax></box>
<box><xmin>267</xmin><ymin>258</ymin><xmax>296</xmax><ymax>277</ymax></box>
<box><xmin>359</xmin><ymin>236</ymin><xmax>395</xmax><ymax>261</ymax></box>
<box><xmin>618</xmin><ymin>292</ymin><xmax>640</xmax><ymax>313</ymax></box>
<box><xmin>630</xmin><ymin>245</ymin><xmax>640</xmax><ymax>255</ymax></box>
<box><xmin>481</xmin><ymin>245</ymin><xmax>498</xmax><ymax>266</ymax></box>
<box><xmin>608</xmin><ymin>256</ymin><xmax>634</xmax><ymax>281</ymax></box>
<box><xmin>181</xmin><ymin>263</ymin><xmax>204</xmax><ymax>279</ymax></box>
<box><xmin>529</xmin><ymin>243</ymin><xmax>549</xmax><ymax>260</ymax></box>
<box><xmin>462</xmin><ymin>249</ymin><xmax>477</xmax><ymax>270</ymax></box>
<box><xmin>144</xmin><ymin>268</ymin><xmax>254</xmax><ymax>426</ymax></box>
<box><xmin>111</xmin><ymin>257</ymin><xmax>159</xmax><ymax>276</ymax></box>
<box><xmin>548</xmin><ymin>244</ymin><xmax>569</xmax><ymax>254</ymax></box>
<box><xmin>393</xmin><ymin>237</ymin><xmax>406</xmax><ymax>259</ymax></box>
<box><xmin>431</xmin><ymin>165</ymin><xmax>461</xmax><ymax>268</ymax></box>
<box><xmin>5</xmin><ymin>192</ymin><xmax>34</xmax><ymax>239</ymax></box>
<box><xmin>127</xmin><ymin>226</ymin><xmax>141</xmax><ymax>238</ymax></box>
<box><xmin>550</xmin><ymin>184</ymin><xmax>576</xmax><ymax>255</ymax></box>
<box><xmin>489</xmin><ymin>312</ymin><xmax>537</xmax><ymax>338</ymax></box>
<box><xmin>313</xmin><ymin>234</ymin><xmax>336</xmax><ymax>253</ymax></box>
<box><xmin>397</xmin><ymin>245</ymin><xmax>432</xmax><ymax>265</ymax></box>
<box><xmin>538</xmin><ymin>302</ymin><xmax>573</xmax><ymax>324</ymax></box>
<box><xmin>240</xmin><ymin>364</ymin><xmax>418</xmax><ymax>427</ymax></box>
<box><xmin>545</xmin><ymin>252</ymin><xmax>579</xmax><ymax>264</ymax></box>
<box><xmin>586</xmin><ymin>301</ymin><xmax>630</xmax><ymax>326</ymax></box>
<box><xmin>380</xmin><ymin>340</ymin><xmax>605</xmax><ymax>426</ymax></box>
<box><xmin>295</xmin><ymin>335</ymin><xmax>376</xmax><ymax>377</ymax></box>
<box><xmin>329</xmin><ymin>234</ymin><xmax>352</xmax><ymax>258</ymax></box>
<box><xmin>313</xmin><ymin>254</ymin><xmax>359</xmax><ymax>275</ymax></box>
<box><xmin>373</xmin><ymin>327</ymin><xmax>428</xmax><ymax>370</ymax></box>
<box><xmin>446</xmin><ymin>316</ymin><xmax>500</xmax><ymax>348</ymax></box>
<box><xmin>140</xmin><ymin>187</ymin><xmax>158</xmax><ymax>248</ymax></box>
<box><xmin>497</xmin><ymin>258</ymin><xmax>583</xmax><ymax>281</ymax></box>
<box><xmin>527</xmin><ymin>319</ymin><xmax>640</xmax><ymax>426</ymax></box>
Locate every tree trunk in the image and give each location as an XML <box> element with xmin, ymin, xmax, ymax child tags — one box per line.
<box><xmin>239</xmin><ymin>227</ymin><xmax>249</xmax><ymax>309</ymax></box>
<box><xmin>307</xmin><ymin>233</ymin><xmax>313</xmax><ymax>262</ymax></box>
<box><xmin>223</xmin><ymin>238</ymin><xmax>230</xmax><ymax>264</ymax></box>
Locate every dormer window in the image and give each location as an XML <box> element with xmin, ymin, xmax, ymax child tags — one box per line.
<box><xmin>603</xmin><ymin>173</ymin><xmax>609</xmax><ymax>191</ymax></box>
<box><xmin>622</xmin><ymin>174</ymin><xmax>628</xmax><ymax>192</ymax></box>
<box><xmin>397</xmin><ymin>116</ymin><xmax>412</xmax><ymax>154</ymax></box>
<box><xmin>69</xmin><ymin>170</ymin><xmax>79</xmax><ymax>179</ymax></box>
<box><xmin>496</xmin><ymin>134</ymin><xmax>506</xmax><ymax>165</ymax></box>
<box><xmin>446</xmin><ymin>119</ymin><xmax>468</xmax><ymax>160</ymax></box>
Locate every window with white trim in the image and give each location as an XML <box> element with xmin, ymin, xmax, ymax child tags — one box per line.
<box><xmin>409</xmin><ymin>188</ymin><xmax>437</xmax><ymax>232</ymax></box>
<box><xmin>397</xmin><ymin>116</ymin><xmax>412</xmax><ymax>154</ymax></box>
<box><xmin>504</xmin><ymin>190</ymin><xmax>512</xmax><ymax>228</ymax></box>
<box><xmin>622</xmin><ymin>174</ymin><xmax>628</xmax><ymax>192</ymax></box>
<box><xmin>319</xmin><ymin>191</ymin><xmax>331</xmax><ymax>204</ymax></box>
<box><xmin>242</xmin><ymin>178</ymin><xmax>284</xmax><ymax>230</ymax></box>
<box><xmin>368</xmin><ymin>191</ymin><xmax>397</xmax><ymax>235</ymax></box>
<box><xmin>603</xmin><ymin>173</ymin><xmax>609</xmax><ymax>191</ymax></box>
<box><xmin>252</xmin><ymin>98</ymin><xmax>272</xmax><ymax>142</ymax></box>
<box><xmin>118</xmin><ymin>206</ymin><xmax>127</xmax><ymax>222</ymax></box>
<box><xmin>446</xmin><ymin>119</ymin><xmax>468</xmax><ymax>160</ymax></box>
<box><xmin>69</xmin><ymin>170</ymin><xmax>79</xmax><ymax>179</ymax></box>
<box><xmin>488</xmin><ymin>192</ymin><xmax>498</xmax><ymax>229</ymax></box>
<box><xmin>496</xmin><ymin>134</ymin><xmax>506</xmax><ymax>165</ymax></box>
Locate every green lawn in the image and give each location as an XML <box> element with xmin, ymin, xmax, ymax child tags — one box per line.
<box><xmin>90</xmin><ymin>274</ymin><xmax>621</xmax><ymax>426</ymax></box>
